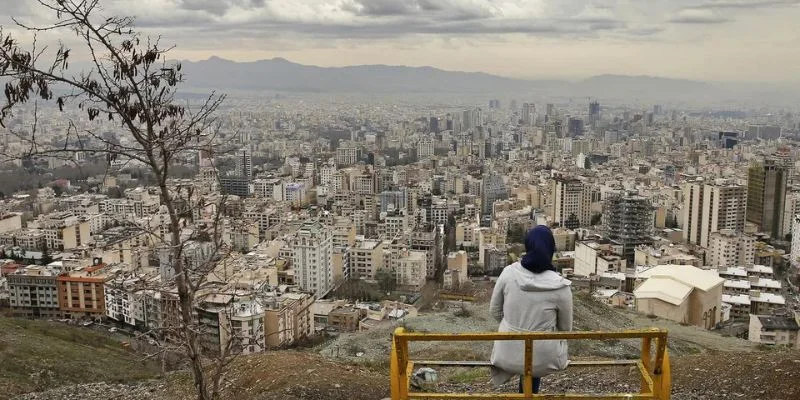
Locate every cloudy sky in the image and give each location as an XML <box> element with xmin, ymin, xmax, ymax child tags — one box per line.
<box><xmin>3</xmin><ymin>0</ymin><xmax>800</xmax><ymax>82</ymax></box>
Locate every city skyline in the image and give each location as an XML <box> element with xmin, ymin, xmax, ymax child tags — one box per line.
<box><xmin>2</xmin><ymin>0</ymin><xmax>800</xmax><ymax>83</ymax></box>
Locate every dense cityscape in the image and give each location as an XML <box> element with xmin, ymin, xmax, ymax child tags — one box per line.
<box><xmin>1</xmin><ymin>1</ymin><xmax>800</xmax><ymax>400</ymax></box>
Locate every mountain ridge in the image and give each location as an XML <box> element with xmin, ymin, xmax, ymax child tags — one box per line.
<box><xmin>177</xmin><ymin>56</ymin><xmax>714</xmax><ymax>98</ymax></box>
<box><xmin>173</xmin><ymin>56</ymin><xmax>800</xmax><ymax>104</ymax></box>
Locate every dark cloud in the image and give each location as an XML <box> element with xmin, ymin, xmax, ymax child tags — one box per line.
<box><xmin>417</xmin><ymin>0</ymin><xmax>444</xmax><ymax>12</ymax></box>
<box><xmin>180</xmin><ymin>0</ymin><xmax>230</xmax><ymax>15</ymax></box>
<box><xmin>191</xmin><ymin>16</ymin><xmax>628</xmax><ymax>42</ymax></box>
<box><xmin>0</xmin><ymin>0</ymin><xmax>726</xmax><ymax>43</ymax></box>
<box><xmin>341</xmin><ymin>0</ymin><xmax>494</xmax><ymax>20</ymax></box>
<box><xmin>178</xmin><ymin>0</ymin><xmax>267</xmax><ymax>16</ymax></box>
<box><xmin>341</xmin><ymin>0</ymin><xmax>421</xmax><ymax>16</ymax></box>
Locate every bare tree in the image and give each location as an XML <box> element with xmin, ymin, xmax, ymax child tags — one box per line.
<box><xmin>0</xmin><ymin>1</ymin><xmax>231</xmax><ymax>399</ymax></box>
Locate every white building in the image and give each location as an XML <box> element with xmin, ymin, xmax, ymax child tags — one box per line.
<box><xmin>573</xmin><ymin>241</ymin><xmax>626</xmax><ymax>277</ymax></box>
<box><xmin>336</xmin><ymin>144</ymin><xmax>359</xmax><ymax>166</ymax></box>
<box><xmin>319</xmin><ymin>164</ymin><xmax>336</xmax><ymax>186</ymax></box>
<box><xmin>228</xmin><ymin>298</ymin><xmax>266</xmax><ymax>355</ymax></box>
<box><xmin>706</xmin><ymin>229</ymin><xmax>755</xmax><ymax>269</ymax></box>
<box><xmin>292</xmin><ymin>222</ymin><xmax>333</xmax><ymax>298</ymax></box>
<box><xmin>251</xmin><ymin>178</ymin><xmax>282</xmax><ymax>199</ymax></box>
<box><xmin>417</xmin><ymin>137</ymin><xmax>434</xmax><ymax>159</ymax></box>
<box><xmin>283</xmin><ymin>182</ymin><xmax>307</xmax><ymax>207</ymax></box>
<box><xmin>792</xmin><ymin>214</ymin><xmax>800</xmax><ymax>266</ymax></box>
<box><xmin>0</xmin><ymin>212</ymin><xmax>22</xmax><ymax>234</ymax></box>
<box><xmin>105</xmin><ymin>275</ymin><xmax>162</xmax><ymax>331</ymax></box>
<box><xmin>681</xmin><ymin>179</ymin><xmax>746</xmax><ymax>248</ymax></box>
<box><xmin>748</xmin><ymin>313</ymin><xmax>800</xmax><ymax>346</ymax></box>
<box><xmin>723</xmin><ymin>291</ymin><xmax>787</xmax><ymax>321</ymax></box>
<box><xmin>550</xmin><ymin>176</ymin><xmax>591</xmax><ymax>228</ymax></box>
<box><xmin>782</xmin><ymin>191</ymin><xmax>800</xmax><ymax>237</ymax></box>
<box><xmin>396</xmin><ymin>249</ymin><xmax>427</xmax><ymax>291</ymax></box>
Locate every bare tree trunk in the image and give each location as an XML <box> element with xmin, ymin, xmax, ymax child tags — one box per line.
<box><xmin>1</xmin><ymin>2</ymin><xmax>227</xmax><ymax>399</ymax></box>
<box><xmin>159</xmin><ymin>182</ymin><xmax>209</xmax><ymax>400</ymax></box>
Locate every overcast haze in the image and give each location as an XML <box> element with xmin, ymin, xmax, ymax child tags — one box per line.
<box><xmin>3</xmin><ymin>0</ymin><xmax>800</xmax><ymax>83</ymax></box>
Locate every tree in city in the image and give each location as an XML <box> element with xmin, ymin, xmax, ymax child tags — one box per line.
<box><xmin>40</xmin><ymin>240</ymin><xmax>52</xmax><ymax>265</ymax></box>
<box><xmin>564</xmin><ymin>213</ymin><xmax>580</xmax><ymax>230</ymax></box>
<box><xmin>0</xmin><ymin>1</ymin><xmax>228</xmax><ymax>399</ymax></box>
<box><xmin>375</xmin><ymin>268</ymin><xmax>397</xmax><ymax>293</ymax></box>
<box><xmin>506</xmin><ymin>223</ymin><xmax>527</xmax><ymax>244</ymax></box>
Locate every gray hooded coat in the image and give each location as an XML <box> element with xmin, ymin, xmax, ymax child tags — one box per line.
<box><xmin>489</xmin><ymin>262</ymin><xmax>573</xmax><ymax>386</ymax></box>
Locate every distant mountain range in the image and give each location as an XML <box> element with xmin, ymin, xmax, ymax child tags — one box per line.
<box><xmin>177</xmin><ymin>56</ymin><xmax>795</xmax><ymax>103</ymax></box>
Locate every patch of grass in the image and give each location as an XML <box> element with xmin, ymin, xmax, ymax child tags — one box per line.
<box><xmin>448</xmin><ymin>368</ymin><xmax>488</xmax><ymax>384</ymax></box>
<box><xmin>0</xmin><ymin>317</ymin><xmax>160</xmax><ymax>399</ymax></box>
<box><xmin>359</xmin><ymin>358</ymin><xmax>391</xmax><ymax>373</ymax></box>
<box><xmin>756</xmin><ymin>343</ymin><xmax>778</xmax><ymax>351</ymax></box>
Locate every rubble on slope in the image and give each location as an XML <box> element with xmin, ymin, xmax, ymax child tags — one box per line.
<box><xmin>320</xmin><ymin>294</ymin><xmax>755</xmax><ymax>368</ymax></box>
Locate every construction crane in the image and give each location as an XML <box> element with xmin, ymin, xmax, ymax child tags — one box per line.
<box><xmin>389</xmin><ymin>327</ymin><xmax>671</xmax><ymax>399</ymax></box>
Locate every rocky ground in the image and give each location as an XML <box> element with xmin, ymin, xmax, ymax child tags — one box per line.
<box><xmin>433</xmin><ymin>349</ymin><xmax>800</xmax><ymax>400</ymax></box>
<box><xmin>14</xmin><ymin>352</ymin><xmax>390</xmax><ymax>400</ymax></box>
<box><xmin>320</xmin><ymin>292</ymin><xmax>756</xmax><ymax>368</ymax></box>
<box><xmin>9</xmin><ymin>293</ymin><xmax>793</xmax><ymax>400</ymax></box>
<box><xmin>15</xmin><ymin>349</ymin><xmax>800</xmax><ymax>400</ymax></box>
<box><xmin>0</xmin><ymin>317</ymin><xmax>159</xmax><ymax>399</ymax></box>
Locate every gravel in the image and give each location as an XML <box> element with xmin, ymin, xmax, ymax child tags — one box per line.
<box><xmin>12</xmin><ymin>382</ymin><xmax>170</xmax><ymax>400</ymax></box>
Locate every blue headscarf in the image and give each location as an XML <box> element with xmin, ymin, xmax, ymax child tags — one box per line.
<box><xmin>520</xmin><ymin>225</ymin><xmax>556</xmax><ymax>274</ymax></box>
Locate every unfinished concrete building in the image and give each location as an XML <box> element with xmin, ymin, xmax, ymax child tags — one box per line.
<box><xmin>603</xmin><ymin>191</ymin><xmax>654</xmax><ymax>263</ymax></box>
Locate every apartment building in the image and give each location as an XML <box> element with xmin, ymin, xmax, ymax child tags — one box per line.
<box><xmin>550</xmin><ymin>176</ymin><xmax>591</xmax><ymax>229</ymax></box>
<box><xmin>443</xmin><ymin>250</ymin><xmax>468</xmax><ymax>290</ymax></box>
<box><xmin>92</xmin><ymin>226</ymin><xmax>152</xmax><ymax>269</ymax></box>
<box><xmin>335</xmin><ymin>143</ymin><xmax>360</xmax><ymax>166</ymax></box>
<box><xmin>350</xmin><ymin>239</ymin><xmax>384</xmax><ymax>280</ymax></box>
<box><xmin>602</xmin><ymin>191</ymin><xmax>654</xmax><ymax>262</ymax></box>
<box><xmin>574</xmin><ymin>240</ymin><xmax>626</xmax><ymax>277</ymax></box>
<box><xmin>196</xmin><ymin>293</ymin><xmax>242</xmax><ymax>355</ymax></box>
<box><xmin>746</xmin><ymin>158</ymin><xmax>788</xmax><ymax>238</ymax></box>
<box><xmin>7</xmin><ymin>265</ymin><xmax>62</xmax><ymax>318</ymax></box>
<box><xmin>0</xmin><ymin>212</ymin><xmax>22</xmax><ymax>234</ymax></box>
<box><xmin>723</xmin><ymin>290</ymin><xmax>786</xmax><ymax>321</ymax></box>
<box><xmin>748</xmin><ymin>313</ymin><xmax>800</xmax><ymax>346</ymax></box>
<box><xmin>225</xmin><ymin>219</ymin><xmax>259</xmax><ymax>252</ymax></box>
<box><xmin>99</xmin><ymin>197</ymin><xmax>159</xmax><ymax>219</ymax></box>
<box><xmin>328</xmin><ymin>306</ymin><xmax>365</xmax><ymax>332</ymax></box>
<box><xmin>634</xmin><ymin>244</ymin><xmax>702</xmax><ymax>267</ymax></box>
<box><xmin>27</xmin><ymin>212</ymin><xmax>92</xmax><ymax>251</ymax></box>
<box><xmin>292</xmin><ymin>222</ymin><xmax>333</xmax><ymax>299</ymax></box>
<box><xmin>682</xmin><ymin>179</ymin><xmax>746</xmax><ymax>248</ymax></box>
<box><xmin>158</xmin><ymin>240</ymin><xmax>215</xmax><ymax>282</ymax></box>
<box><xmin>263</xmin><ymin>290</ymin><xmax>314</xmax><ymax>348</ymax></box>
<box><xmin>395</xmin><ymin>249</ymin><xmax>426</xmax><ymax>291</ymax></box>
<box><xmin>104</xmin><ymin>272</ymin><xmax>162</xmax><ymax>331</ymax></box>
<box><xmin>706</xmin><ymin>229</ymin><xmax>755</xmax><ymax>269</ymax></box>
<box><xmin>0</xmin><ymin>229</ymin><xmax>46</xmax><ymax>251</ymax></box>
<box><xmin>57</xmin><ymin>259</ymin><xmax>113</xmax><ymax>319</ymax></box>
<box><xmin>723</xmin><ymin>276</ymin><xmax>782</xmax><ymax>295</ymax></box>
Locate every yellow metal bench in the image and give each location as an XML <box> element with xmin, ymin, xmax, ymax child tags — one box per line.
<box><xmin>390</xmin><ymin>327</ymin><xmax>671</xmax><ymax>400</ymax></box>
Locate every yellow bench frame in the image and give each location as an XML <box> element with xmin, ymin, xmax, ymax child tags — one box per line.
<box><xmin>389</xmin><ymin>327</ymin><xmax>671</xmax><ymax>400</ymax></box>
